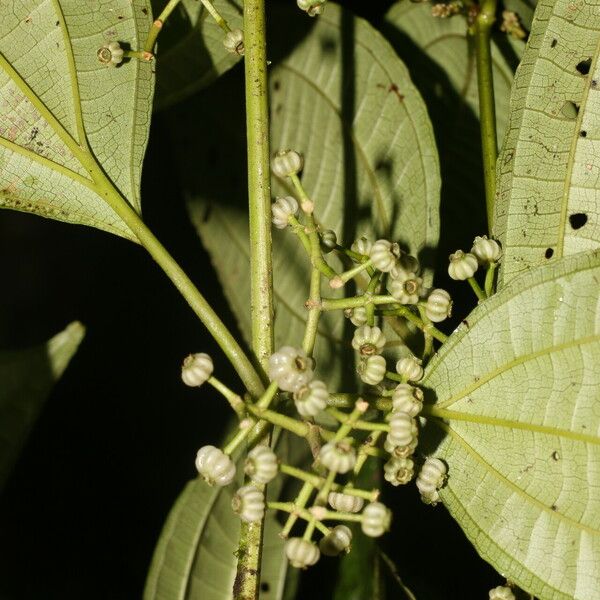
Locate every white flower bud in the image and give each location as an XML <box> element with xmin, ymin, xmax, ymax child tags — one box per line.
<box><xmin>245</xmin><ymin>445</ymin><xmax>278</xmax><ymax>485</ymax></box>
<box><xmin>223</xmin><ymin>28</ymin><xmax>244</xmax><ymax>55</ymax></box>
<box><xmin>384</xmin><ymin>436</ymin><xmax>418</xmax><ymax>458</ymax></box>
<box><xmin>328</xmin><ymin>492</ymin><xmax>364</xmax><ymax>513</ymax></box>
<box><xmin>294</xmin><ymin>379</ymin><xmax>328</xmax><ymax>417</ymax></box>
<box><xmin>384</xmin><ymin>456</ymin><xmax>414</xmax><ymax>486</ymax></box>
<box><xmin>181</xmin><ymin>353</ymin><xmax>214</xmax><ymax>387</ymax></box>
<box><xmin>358</xmin><ymin>355</ymin><xmax>386</xmax><ymax>385</ymax></box>
<box><xmin>97</xmin><ymin>41</ymin><xmax>124</xmax><ymax>66</ymax></box>
<box><xmin>351</xmin><ymin>325</ymin><xmax>386</xmax><ymax>356</ymax></box>
<box><xmin>272</xmin><ymin>149</ymin><xmax>304</xmax><ymax>178</ymax></box>
<box><xmin>472</xmin><ymin>235</ymin><xmax>502</xmax><ymax>264</ymax></box>
<box><xmin>391</xmin><ymin>384</ymin><xmax>423</xmax><ymax>417</ymax></box>
<box><xmin>285</xmin><ymin>537</ymin><xmax>320</xmax><ymax>568</ymax></box>
<box><xmin>297</xmin><ymin>0</ymin><xmax>327</xmax><ymax>16</ymax></box>
<box><xmin>320</xmin><ymin>229</ymin><xmax>337</xmax><ymax>252</ymax></box>
<box><xmin>425</xmin><ymin>288</ymin><xmax>452</xmax><ymax>323</ymax></box>
<box><xmin>351</xmin><ymin>236</ymin><xmax>372</xmax><ymax>257</ymax></box>
<box><xmin>318</xmin><ymin>441</ymin><xmax>356</xmax><ymax>474</ymax></box>
<box><xmin>370</xmin><ymin>239</ymin><xmax>400</xmax><ymax>273</ymax></box>
<box><xmin>448</xmin><ymin>250</ymin><xmax>478</xmax><ymax>280</ymax></box>
<box><xmin>416</xmin><ymin>457</ymin><xmax>447</xmax><ymax>505</ymax></box>
<box><xmin>387</xmin><ymin>412</ymin><xmax>418</xmax><ymax>448</ymax></box>
<box><xmin>361</xmin><ymin>502</ymin><xmax>391</xmax><ymax>538</ymax></box>
<box><xmin>231</xmin><ymin>485</ymin><xmax>265</xmax><ymax>522</ymax></box>
<box><xmin>395</xmin><ymin>356</ymin><xmax>423</xmax><ymax>382</ymax></box>
<box><xmin>346</xmin><ymin>306</ymin><xmax>367</xmax><ymax>327</ymax></box>
<box><xmin>272</xmin><ymin>196</ymin><xmax>299</xmax><ymax>229</ymax></box>
<box><xmin>319</xmin><ymin>525</ymin><xmax>352</xmax><ymax>556</ymax></box>
<box><xmin>195</xmin><ymin>445</ymin><xmax>236</xmax><ymax>486</ymax></box>
<box><xmin>268</xmin><ymin>346</ymin><xmax>314</xmax><ymax>393</ymax></box>
<box><xmin>389</xmin><ymin>271</ymin><xmax>423</xmax><ymax>305</ymax></box>
<box><xmin>488</xmin><ymin>586</ymin><xmax>516</xmax><ymax>600</ymax></box>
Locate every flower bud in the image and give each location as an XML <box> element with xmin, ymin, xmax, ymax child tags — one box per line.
<box><xmin>319</xmin><ymin>525</ymin><xmax>352</xmax><ymax>556</ymax></box>
<box><xmin>361</xmin><ymin>502</ymin><xmax>391</xmax><ymax>538</ymax></box>
<box><xmin>351</xmin><ymin>236</ymin><xmax>372</xmax><ymax>257</ymax></box>
<box><xmin>181</xmin><ymin>353</ymin><xmax>214</xmax><ymax>387</ymax></box>
<box><xmin>370</xmin><ymin>239</ymin><xmax>400</xmax><ymax>273</ymax></box>
<box><xmin>346</xmin><ymin>306</ymin><xmax>367</xmax><ymax>327</ymax></box>
<box><xmin>358</xmin><ymin>355</ymin><xmax>386</xmax><ymax>385</ymax></box>
<box><xmin>268</xmin><ymin>346</ymin><xmax>314</xmax><ymax>393</ymax></box>
<box><xmin>425</xmin><ymin>288</ymin><xmax>452</xmax><ymax>323</ymax></box>
<box><xmin>416</xmin><ymin>457</ymin><xmax>447</xmax><ymax>505</ymax></box>
<box><xmin>231</xmin><ymin>485</ymin><xmax>265</xmax><ymax>522</ymax></box>
<box><xmin>285</xmin><ymin>537</ymin><xmax>320</xmax><ymax>568</ymax></box>
<box><xmin>245</xmin><ymin>445</ymin><xmax>278</xmax><ymax>485</ymax></box>
<box><xmin>97</xmin><ymin>41</ymin><xmax>124</xmax><ymax>66</ymax></box>
<box><xmin>391</xmin><ymin>383</ymin><xmax>423</xmax><ymax>417</ymax></box>
<box><xmin>297</xmin><ymin>0</ymin><xmax>327</xmax><ymax>16</ymax></box>
<box><xmin>387</xmin><ymin>412</ymin><xmax>418</xmax><ymax>448</ymax></box>
<box><xmin>318</xmin><ymin>441</ymin><xmax>356</xmax><ymax>474</ymax></box>
<box><xmin>328</xmin><ymin>492</ymin><xmax>364</xmax><ymax>513</ymax></box>
<box><xmin>195</xmin><ymin>445</ymin><xmax>236</xmax><ymax>486</ymax></box>
<box><xmin>272</xmin><ymin>149</ymin><xmax>304</xmax><ymax>178</ymax></box>
<box><xmin>395</xmin><ymin>356</ymin><xmax>423</xmax><ymax>382</ymax></box>
<box><xmin>320</xmin><ymin>229</ymin><xmax>337</xmax><ymax>253</ymax></box>
<box><xmin>389</xmin><ymin>271</ymin><xmax>423</xmax><ymax>305</ymax></box>
<box><xmin>351</xmin><ymin>325</ymin><xmax>386</xmax><ymax>356</ymax></box>
<box><xmin>384</xmin><ymin>436</ymin><xmax>418</xmax><ymax>458</ymax></box>
<box><xmin>293</xmin><ymin>379</ymin><xmax>329</xmax><ymax>417</ymax></box>
<box><xmin>272</xmin><ymin>196</ymin><xmax>299</xmax><ymax>229</ymax></box>
<box><xmin>384</xmin><ymin>456</ymin><xmax>414</xmax><ymax>486</ymax></box>
<box><xmin>223</xmin><ymin>28</ymin><xmax>244</xmax><ymax>55</ymax></box>
<box><xmin>488</xmin><ymin>586</ymin><xmax>516</xmax><ymax>600</ymax></box>
<box><xmin>448</xmin><ymin>250</ymin><xmax>478</xmax><ymax>280</ymax></box>
<box><xmin>472</xmin><ymin>235</ymin><xmax>502</xmax><ymax>264</ymax></box>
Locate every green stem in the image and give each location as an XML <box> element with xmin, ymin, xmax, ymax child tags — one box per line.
<box><xmin>471</xmin><ymin>0</ymin><xmax>498</xmax><ymax>232</ymax></box>
<box><xmin>144</xmin><ymin>0</ymin><xmax>182</xmax><ymax>53</ymax></box>
<box><xmin>468</xmin><ymin>276</ymin><xmax>486</xmax><ymax>301</ymax></box>
<box><xmin>354</xmin><ymin>431</ymin><xmax>384</xmax><ymax>474</ymax></box>
<box><xmin>326</xmin><ymin>408</ymin><xmax>389</xmax><ymax>432</ymax></box>
<box><xmin>303</xmin><ymin>216</ymin><xmax>324</xmax><ymax>356</ymax></box>
<box><xmin>199</xmin><ymin>0</ymin><xmax>232</xmax><ymax>33</ymax></box>
<box><xmin>247</xmin><ymin>405</ymin><xmax>309</xmax><ymax>437</ymax></box>
<box><xmin>207</xmin><ymin>376</ymin><xmax>246</xmax><ymax>418</ymax></box>
<box><xmin>484</xmin><ymin>262</ymin><xmax>498</xmax><ymax>296</ymax></box>
<box><xmin>365</xmin><ymin>272</ymin><xmax>381</xmax><ymax>326</ymax></box>
<box><xmin>281</xmin><ymin>481</ymin><xmax>314</xmax><ymax>537</ymax></box>
<box><xmin>320</xmin><ymin>294</ymin><xmax>396</xmax><ymax>311</ymax></box>
<box><xmin>268</xmin><ymin>501</ymin><xmax>330</xmax><ymax>536</ymax></box>
<box><xmin>328</xmin><ymin>393</ymin><xmax>392</xmax><ymax>412</ymax></box>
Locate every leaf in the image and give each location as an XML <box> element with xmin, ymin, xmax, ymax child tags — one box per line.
<box><xmin>0</xmin><ymin>321</ymin><xmax>85</xmax><ymax>491</ymax></box>
<box><xmin>151</xmin><ymin>0</ymin><xmax>243</xmax><ymax>110</ymax></box>
<box><xmin>494</xmin><ymin>0</ymin><xmax>600</xmax><ymax>287</ymax></box>
<box><xmin>384</xmin><ymin>2</ymin><xmax>524</xmax><ymax>257</ymax></box>
<box><xmin>0</xmin><ymin>1</ymin><xmax>155</xmax><ymax>240</ymax></box>
<box><xmin>184</xmin><ymin>3</ymin><xmax>440</xmax><ymax>387</ymax></box>
<box><xmin>144</xmin><ymin>432</ymin><xmax>306</xmax><ymax>600</ymax></box>
<box><xmin>422</xmin><ymin>250</ymin><xmax>600</xmax><ymax>599</ymax></box>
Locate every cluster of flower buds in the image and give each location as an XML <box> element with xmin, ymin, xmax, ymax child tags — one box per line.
<box><xmin>448</xmin><ymin>236</ymin><xmax>502</xmax><ymax>285</ymax></box>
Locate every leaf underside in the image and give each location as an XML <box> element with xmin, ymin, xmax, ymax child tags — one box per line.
<box><xmin>495</xmin><ymin>0</ymin><xmax>600</xmax><ymax>287</ymax></box>
<box><xmin>151</xmin><ymin>0</ymin><xmax>243</xmax><ymax>110</ymax></box>
<box><xmin>0</xmin><ymin>0</ymin><xmax>155</xmax><ymax>239</ymax></box>
<box><xmin>423</xmin><ymin>250</ymin><xmax>600</xmax><ymax>600</ymax></box>
<box><xmin>0</xmin><ymin>321</ymin><xmax>85</xmax><ymax>491</ymax></box>
<box><xmin>186</xmin><ymin>3</ymin><xmax>440</xmax><ymax>388</ymax></box>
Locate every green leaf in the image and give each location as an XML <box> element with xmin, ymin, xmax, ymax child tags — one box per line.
<box><xmin>151</xmin><ymin>0</ymin><xmax>243</xmax><ymax>110</ymax></box>
<box><xmin>422</xmin><ymin>250</ymin><xmax>600</xmax><ymax>599</ymax></box>
<box><xmin>494</xmin><ymin>0</ymin><xmax>600</xmax><ymax>287</ymax></box>
<box><xmin>384</xmin><ymin>2</ymin><xmax>523</xmax><ymax>255</ymax></box>
<box><xmin>0</xmin><ymin>321</ymin><xmax>85</xmax><ymax>491</ymax></box>
<box><xmin>185</xmin><ymin>3</ymin><xmax>440</xmax><ymax>387</ymax></box>
<box><xmin>144</xmin><ymin>432</ymin><xmax>306</xmax><ymax>600</ymax></box>
<box><xmin>0</xmin><ymin>1</ymin><xmax>155</xmax><ymax>240</ymax></box>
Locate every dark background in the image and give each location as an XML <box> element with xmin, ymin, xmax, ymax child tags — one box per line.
<box><xmin>0</xmin><ymin>1</ymin><xmax>504</xmax><ymax>598</ymax></box>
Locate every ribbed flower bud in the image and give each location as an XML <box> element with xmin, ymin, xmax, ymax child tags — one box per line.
<box><xmin>319</xmin><ymin>525</ymin><xmax>352</xmax><ymax>556</ymax></box>
<box><xmin>425</xmin><ymin>288</ymin><xmax>452</xmax><ymax>323</ymax></box>
<box><xmin>472</xmin><ymin>235</ymin><xmax>502</xmax><ymax>264</ymax></box>
<box><xmin>245</xmin><ymin>445</ymin><xmax>278</xmax><ymax>485</ymax></box>
<box><xmin>351</xmin><ymin>236</ymin><xmax>372</xmax><ymax>257</ymax></box>
<box><xmin>391</xmin><ymin>383</ymin><xmax>423</xmax><ymax>417</ymax></box>
<box><xmin>488</xmin><ymin>586</ymin><xmax>516</xmax><ymax>600</ymax></box>
<box><xmin>351</xmin><ymin>325</ymin><xmax>386</xmax><ymax>356</ymax></box>
<box><xmin>345</xmin><ymin>306</ymin><xmax>367</xmax><ymax>327</ymax></box>
<box><xmin>448</xmin><ymin>250</ymin><xmax>478</xmax><ymax>280</ymax></box>
<box><xmin>327</xmin><ymin>492</ymin><xmax>364</xmax><ymax>513</ymax></box>
<box><xmin>297</xmin><ymin>0</ymin><xmax>327</xmax><ymax>16</ymax></box>
<box><xmin>195</xmin><ymin>445</ymin><xmax>236</xmax><ymax>486</ymax></box>
<box><xmin>268</xmin><ymin>346</ymin><xmax>314</xmax><ymax>393</ymax></box>
<box><xmin>395</xmin><ymin>356</ymin><xmax>423</xmax><ymax>382</ymax></box>
<box><xmin>361</xmin><ymin>502</ymin><xmax>391</xmax><ymax>538</ymax></box>
<box><xmin>231</xmin><ymin>485</ymin><xmax>265</xmax><ymax>522</ymax></box>
<box><xmin>416</xmin><ymin>457</ymin><xmax>447</xmax><ymax>504</ymax></box>
<box><xmin>272</xmin><ymin>149</ymin><xmax>304</xmax><ymax>178</ymax></box>
<box><xmin>387</xmin><ymin>412</ymin><xmax>418</xmax><ymax>448</ymax></box>
<box><xmin>318</xmin><ymin>441</ymin><xmax>356</xmax><ymax>474</ymax></box>
<box><xmin>389</xmin><ymin>271</ymin><xmax>423</xmax><ymax>305</ymax></box>
<box><xmin>320</xmin><ymin>229</ymin><xmax>337</xmax><ymax>253</ymax></box>
<box><xmin>384</xmin><ymin>436</ymin><xmax>418</xmax><ymax>458</ymax></box>
<box><xmin>223</xmin><ymin>28</ymin><xmax>244</xmax><ymax>55</ymax></box>
<box><xmin>181</xmin><ymin>353</ymin><xmax>214</xmax><ymax>387</ymax></box>
<box><xmin>370</xmin><ymin>239</ymin><xmax>400</xmax><ymax>272</ymax></box>
<box><xmin>285</xmin><ymin>537</ymin><xmax>320</xmax><ymax>568</ymax></box>
<box><xmin>272</xmin><ymin>196</ymin><xmax>299</xmax><ymax>229</ymax></box>
<box><xmin>293</xmin><ymin>379</ymin><xmax>328</xmax><ymax>417</ymax></box>
<box><xmin>384</xmin><ymin>456</ymin><xmax>415</xmax><ymax>486</ymax></box>
<box><xmin>358</xmin><ymin>355</ymin><xmax>386</xmax><ymax>385</ymax></box>
<box><xmin>97</xmin><ymin>41</ymin><xmax>124</xmax><ymax>66</ymax></box>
